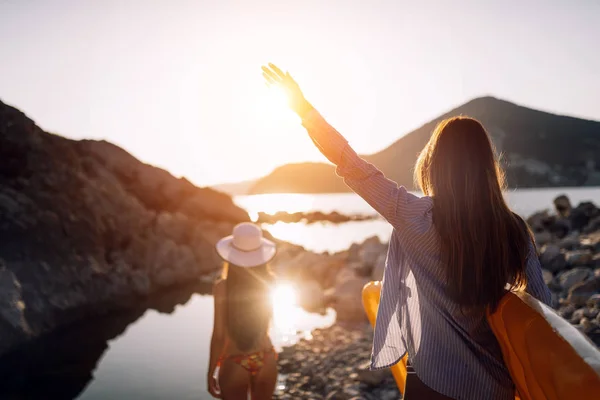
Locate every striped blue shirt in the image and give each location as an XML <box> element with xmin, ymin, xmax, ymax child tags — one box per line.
<box><xmin>302</xmin><ymin>109</ymin><xmax>552</xmax><ymax>400</ymax></box>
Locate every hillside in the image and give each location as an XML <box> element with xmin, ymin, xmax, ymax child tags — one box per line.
<box><xmin>0</xmin><ymin>99</ymin><xmax>248</xmax><ymax>356</ymax></box>
<box><xmin>249</xmin><ymin>97</ymin><xmax>600</xmax><ymax>194</ymax></box>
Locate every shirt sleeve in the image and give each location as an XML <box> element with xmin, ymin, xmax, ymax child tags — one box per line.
<box><xmin>301</xmin><ymin>108</ymin><xmax>433</xmax><ymax>234</ymax></box>
<box><xmin>524</xmin><ymin>242</ymin><xmax>552</xmax><ymax>306</ymax></box>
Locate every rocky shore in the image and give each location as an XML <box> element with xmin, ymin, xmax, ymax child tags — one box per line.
<box><xmin>274</xmin><ymin>325</ymin><xmax>398</xmax><ymax>400</ymax></box>
<box><xmin>257</xmin><ymin>211</ymin><xmax>377</xmax><ymax>225</ymax></box>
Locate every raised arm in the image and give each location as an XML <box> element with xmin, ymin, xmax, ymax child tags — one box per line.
<box><xmin>262</xmin><ymin>64</ymin><xmax>433</xmax><ymax>233</ymax></box>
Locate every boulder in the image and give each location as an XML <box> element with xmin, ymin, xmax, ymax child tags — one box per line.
<box><xmin>534</xmin><ymin>231</ymin><xmax>553</xmax><ymax>247</ymax></box>
<box><xmin>568</xmin><ymin>276</ymin><xmax>600</xmax><ymax>307</ymax></box>
<box><xmin>569</xmin><ymin>202</ymin><xmax>600</xmax><ymax>232</ymax></box>
<box><xmin>558</xmin><ymin>268</ymin><xmax>592</xmax><ymax>291</ymax></box>
<box><xmin>565</xmin><ymin>250</ymin><xmax>593</xmax><ymax>267</ymax></box>
<box><xmin>554</xmin><ymin>195</ymin><xmax>572</xmax><ymax>218</ymax></box>
<box><xmin>355</xmin><ymin>360</ymin><xmax>390</xmax><ymax>386</ymax></box>
<box><xmin>539</xmin><ymin>244</ymin><xmax>567</xmax><ymax>272</ymax></box>
<box><xmin>329</xmin><ymin>276</ymin><xmax>370</xmax><ymax>323</ymax></box>
<box><xmin>296</xmin><ymin>281</ymin><xmax>326</xmax><ymax>312</ymax></box>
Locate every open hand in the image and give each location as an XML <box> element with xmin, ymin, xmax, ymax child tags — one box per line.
<box><xmin>262</xmin><ymin>63</ymin><xmax>312</xmax><ymax>118</ymax></box>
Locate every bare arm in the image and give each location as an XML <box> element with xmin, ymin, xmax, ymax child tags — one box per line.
<box><xmin>262</xmin><ymin>64</ymin><xmax>433</xmax><ymax>234</ymax></box>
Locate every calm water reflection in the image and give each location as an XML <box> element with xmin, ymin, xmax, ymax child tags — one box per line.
<box><xmin>0</xmin><ymin>281</ymin><xmax>334</xmax><ymax>400</ymax></box>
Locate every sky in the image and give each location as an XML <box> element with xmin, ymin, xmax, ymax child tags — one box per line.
<box><xmin>1</xmin><ymin>0</ymin><xmax>599</xmax><ymax>186</ymax></box>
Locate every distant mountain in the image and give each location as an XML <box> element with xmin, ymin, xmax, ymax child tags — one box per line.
<box><xmin>248</xmin><ymin>97</ymin><xmax>600</xmax><ymax>194</ymax></box>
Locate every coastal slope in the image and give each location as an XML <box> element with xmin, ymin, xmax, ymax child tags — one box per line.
<box><xmin>0</xmin><ymin>100</ymin><xmax>248</xmax><ymax>356</ymax></box>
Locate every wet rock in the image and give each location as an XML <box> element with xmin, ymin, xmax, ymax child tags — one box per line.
<box><xmin>558</xmin><ymin>304</ymin><xmax>576</xmax><ymax>320</ymax></box>
<box><xmin>565</xmin><ymin>250</ymin><xmax>594</xmax><ymax>267</ymax></box>
<box><xmin>568</xmin><ymin>276</ymin><xmax>600</xmax><ymax>307</ymax></box>
<box><xmin>580</xmin><ymin>318</ymin><xmax>595</xmax><ymax>334</ymax></box>
<box><xmin>527</xmin><ymin>211</ymin><xmax>554</xmax><ymax>233</ymax></box>
<box><xmin>534</xmin><ymin>231</ymin><xmax>553</xmax><ymax>247</ymax></box>
<box><xmin>356</xmin><ymin>361</ymin><xmax>390</xmax><ymax>386</ymax></box>
<box><xmin>588</xmin><ymin>294</ymin><xmax>600</xmax><ymax>308</ymax></box>
<box><xmin>569</xmin><ymin>202</ymin><xmax>600</xmax><ymax>232</ymax></box>
<box><xmin>541</xmin><ymin>269</ymin><xmax>553</xmax><ymax>286</ymax></box>
<box><xmin>540</xmin><ymin>244</ymin><xmax>567</xmax><ymax>272</ymax></box>
<box><xmin>554</xmin><ymin>195</ymin><xmax>572</xmax><ymax>218</ymax></box>
<box><xmin>584</xmin><ymin>216</ymin><xmax>600</xmax><ymax>234</ymax></box>
<box><xmin>558</xmin><ymin>267</ymin><xmax>593</xmax><ymax>291</ymax></box>
<box><xmin>570</xmin><ymin>308</ymin><xmax>585</xmax><ymax>324</ymax></box>
<box><xmin>557</xmin><ymin>233</ymin><xmax>581</xmax><ymax>250</ymax></box>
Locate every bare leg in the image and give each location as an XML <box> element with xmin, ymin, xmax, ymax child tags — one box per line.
<box><xmin>249</xmin><ymin>354</ymin><xmax>278</xmax><ymax>400</ymax></box>
<box><xmin>218</xmin><ymin>359</ymin><xmax>250</xmax><ymax>400</ymax></box>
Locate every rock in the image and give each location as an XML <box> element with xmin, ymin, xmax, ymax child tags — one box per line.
<box><xmin>565</xmin><ymin>250</ymin><xmax>594</xmax><ymax>267</ymax></box>
<box><xmin>358</xmin><ymin>236</ymin><xmax>386</xmax><ymax>267</ymax></box>
<box><xmin>541</xmin><ymin>269</ymin><xmax>553</xmax><ymax>286</ymax></box>
<box><xmin>256</xmin><ymin>211</ymin><xmax>376</xmax><ymax>225</ymax></box>
<box><xmin>356</xmin><ymin>361</ymin><xmax>390</xmax><ymax>386</ymax></box>
<box><xmin>330</xmin><ymin>276</ymin><xmax>370</xmax><ymax>322</ymax></box>
<box><xmin>570</xmin><ymin>308</ymin><xmax>585</xmax><ymax>324</ymax></box>
<box><xmin>554</xmin><ymin>195</ymin><xmax>572</xmax><ymax>218</ymax></box>
<box><xmin>0</xmin><ymin>100</ymin><xmax>250</xmax><ymax>357</ymax></box>
<box><xmin>593</xmin><ymin>254</ymin><xmax>600</xmax><ymax>269</ymax></box>
<box><xmin>558</xmin><ymin>267</ymin><xmax>592</xmax><ymax>291</ymax></box>
<box><xmin>534</xmin><ymin>231</ymin><xmax>553</xmax><ymax>247</ymax></box>
<box><xmin>297</xmin><ymin>281</ymin><xmax>326</xmax><ymax>312</ymax></box>
<box><xmin>580</xmin><ymin>233</ymin><xmax>600</xmax><ymax>253</ymax></box>
<box><xmin>580</xmin><ymin>318</ymin><xmax>595</xmax><ymax>334</ymax></box>
<box><xmin>527</xmin><ymin>210</ymin><xmax>553</xmax><ymax>233</ymax></box>
<box><xmin>569</xmin><ymin>202</ymin><xmax>600</xmax><ymax>232</ymax></box>
<box><xmin>568</xmin><ymin>276</ymin><xmax>600</xmax><ymax>307</ymax></box>
<box><xmin>588</xmin><ymin>294</ymin><xmax>600</xmax><ymax>308</ymax></box>
<box><xmin>371</xmin><ymin>254</ymin><xmax>386</xmax><ymax>281</ymax></box>
<box><xmin>550</xmin><ymin>218</ymin><xmax>571</xmax><ymax>239</ymax></box>
<box><xmin>557</xmin><ymin>233</ymin><xmax>580</xmax><ymax>250</ymax></box>
<box><xmin>539</xmin><ymin>244</ymin><xmax>567</xmax><ymax>272</ymax></box>
<box><xmin>558</xmin><ymin>304</ymin><xmax>576</xmax><ymax>320</ymax></box>
<box><xmin>584</xmin><ymin>216</ymin><xmax>600</xmax><ymax>234</ymax></box>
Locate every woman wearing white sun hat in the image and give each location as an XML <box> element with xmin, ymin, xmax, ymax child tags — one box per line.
<box><xmin>207</xmin><ymin>222</ymin><xmax>278</xmax><ymax>400</ymax></box>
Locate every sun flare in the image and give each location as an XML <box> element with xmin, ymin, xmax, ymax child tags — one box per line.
<box><xmin>271</xmin><ymin>283</ymin><xmax>298</xmax><ymax>309</ymax></box>
<box><xmin>270</xmin><ymin>283</ymin><xmax>300</xmax><ymax>338</ymax></box>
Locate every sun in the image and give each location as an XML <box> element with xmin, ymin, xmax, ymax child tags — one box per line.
<box><xmin>271</xmin><ymin>283</ymin><xmax>298</xmax><ymax>308</ymax></box>
<box><xmin>270</xmin><ymin>283</ymin><xmax>299</xmax><ymax>337</ymax></box>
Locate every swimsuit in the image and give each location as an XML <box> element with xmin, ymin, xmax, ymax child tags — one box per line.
<box><xmin>218</xmin><ymin>341</ymin><xmax>278</xmax><ymax>376</ymax></box>
<box><xmin>219</xmin><ymin>348</ymin><xmax>277</xmax><ymax>375</ymax></box>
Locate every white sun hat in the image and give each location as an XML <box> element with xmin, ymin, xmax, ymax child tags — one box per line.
<box><xmin>216</xmin><ymin>222</ymin><xmax>277</xmax><ymax>268</ymax></box>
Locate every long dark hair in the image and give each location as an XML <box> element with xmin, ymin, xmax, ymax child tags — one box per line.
<box><xmin>222</xmin><ymin>263</ymin><xmax>274</xmax><ymax>351</ymax></box>
<box><xmin>415</xmin><ymin>117</ymin><xmax>533</xmax><ymax>311</ymax></box>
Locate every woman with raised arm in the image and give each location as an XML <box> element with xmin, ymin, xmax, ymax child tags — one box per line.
<box><xmin>262</xmin><ymin>64</ymin><xmax>551</xmax><ymax>400</ymax></box>
<box><xmin>207</xmin><ymin>222</ymin><xmax>278</xmax><ymax>399</ymax></box>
